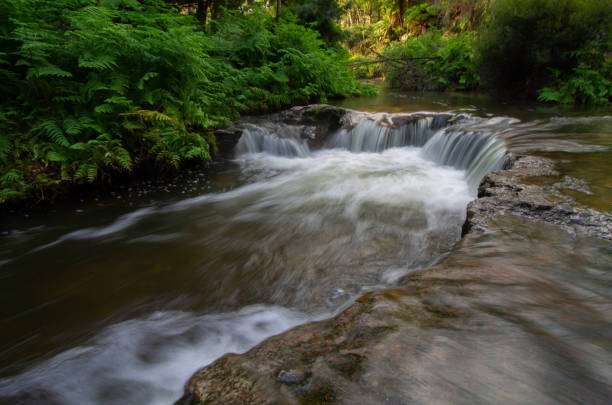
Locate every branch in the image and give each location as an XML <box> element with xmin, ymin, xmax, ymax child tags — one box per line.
<box><xmin>349</xmin><ymin>55</ymin><xmax>441</xmax><ymax>67</ymax></box>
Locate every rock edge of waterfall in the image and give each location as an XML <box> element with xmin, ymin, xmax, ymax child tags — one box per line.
<box><xmin>177</xmin><ymin>107</ymin><xmax>612</xmax><ymax>405</ymax></box>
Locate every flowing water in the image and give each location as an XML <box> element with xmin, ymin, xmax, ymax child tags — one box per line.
<box><xmin>0</xmin><ymin>90</ymin><xmax>610</xmax><ymax>404</ymax></box>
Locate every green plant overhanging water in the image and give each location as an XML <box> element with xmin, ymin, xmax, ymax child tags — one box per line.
<box><xmin>0</xmin><ymin>0</ymin><xmax>363</xmax><ymax>204</ymax></box>
<box><xmin>537</xmin><ymin>46</ymin><xmax>612</xmax><ymax>105</ymax></box>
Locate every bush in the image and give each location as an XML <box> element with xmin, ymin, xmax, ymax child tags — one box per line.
<box><xmin>0</xmin><ymin>1</ymin><xmax>361</xmax><ymax>203</ymax></box>
<box><xmin>383</xmin><ymin>30</ymin><xmax>479</xmax><ymax>91</ymax></box>
<box><xmin>477</xmin><ymin>0</ymin><xmax>612</xmax><ymax>97</ymax></box>
<box><xmin>537</xmin><ymin>45</ymin><xmax>612</xmax><ymax>105</ymax></box>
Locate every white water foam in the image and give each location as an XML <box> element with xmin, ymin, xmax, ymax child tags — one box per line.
<box><xmin>0</xmin><ymin>306</ymin><xmax>318</xmax><ymax>405</ymax></box>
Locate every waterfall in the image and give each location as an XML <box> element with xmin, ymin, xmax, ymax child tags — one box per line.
<box><xmin>422</xmin><ymin>129</ymin><xmax>508</xmax><ymax>191</ymax></box>
<box><xmin>235</xmin><ymin>124</ymin><xmax>310</xmax><ymax>157</ymax></box>
<box><xmin>233</xmin><ymin>112</ymin><xmax>508</xmax><ymax>193</ymax></box>
<box><xmin>326</xmin><ymin>113</ymin><xmax>453</xmax><ymax>152</ymax></box>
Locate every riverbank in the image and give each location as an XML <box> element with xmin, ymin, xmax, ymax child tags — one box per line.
<box><xmin>180</xmin><ymin>152</ymin><xmax>612</xmax><ymax>404</ymax></box>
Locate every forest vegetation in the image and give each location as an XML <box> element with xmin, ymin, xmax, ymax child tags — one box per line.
<box><xmin>1</xmin><ymin>0</ymin><xmax>611</xmax><ymax>204</ymax></box>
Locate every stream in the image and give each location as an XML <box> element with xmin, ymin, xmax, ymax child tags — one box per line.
<box><xmin>0</xmin><ymin>91</ymin><xmax>610</xmax><ymax>404</ymax></box>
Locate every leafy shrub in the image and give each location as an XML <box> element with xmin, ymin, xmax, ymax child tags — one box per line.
<box><xmin>383</xmin><ymin>30</ymin><xmax>479</xmax><ymax>91</ymax></box>
<box><xmin>404</xmin><ymin>3</ymin><xmax>438</xmax><ymax>35</ymax></box>
<box><xmin>537</xmin><ymin>45</ymin><xmax>612</xmax><ymax>105</ymax></box>
<box><xmin>0</xmin><ymin>1</ymin><xmax>361</xmax><ymax>203</ymax></box>
<box><xmin>477</xmin><ymin>0</ymin><xmax>612</xmax><ymax>97</ymax></box>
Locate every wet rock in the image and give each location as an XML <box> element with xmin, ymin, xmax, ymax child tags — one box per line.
<box><xmin>213</xmin><ymin>128</ymin><xmax>244</xmax><ymax>158</ymax></box>
<box><xmin>463</xmin><ymin>155</ymin><xmax>612</xmax><ymax>240</ymax></box>
<box><xmin>277</xmin><ymin>369</ymin><xmax>307</xmax><ymax>384</ymax></box>
<box><xmin>553</xmin><ymin>175</ymin><xmax>594</xmax><ymax>195</ymax></box>
<box><xmin>216</xmin><ymin>105</ymin><xmax>461</xmax><ymax>156</ymax></box>
<box><xmin>211</xmin><ymin>105</ymin><xmax>353</xmax><ymax>159</ymax></box>
<box><xmin>240</xmin><ymin>104</ymin><xmax>352</xmax><ymax>150</ymax></box>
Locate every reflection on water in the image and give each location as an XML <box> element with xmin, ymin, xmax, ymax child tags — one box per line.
<box><xmin>0</xmin><ymin>90</ymin><xmax>610</xmax><ymax>405</ymax></box>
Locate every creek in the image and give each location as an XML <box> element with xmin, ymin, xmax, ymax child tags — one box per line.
<box><xmin>0</xmin><ymin>91</ymin><xmax>610</xmax><ymax>404</ymax></box>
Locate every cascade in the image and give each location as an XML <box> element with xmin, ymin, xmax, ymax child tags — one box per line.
<box><xmin>234</xmin><ymin>112</ymin><xmax>508</xmax><ymax>192</ymax></box>
<box><xmin>422</xmin><ymin>129</ymin><xmax>508</xmax><ymax>191</ymax></box>
<box><xmin>326</xmin><ymin>113</ymin><xmax>451</xmax><ymax>152</ymax></box>
<box><xmin>234</xmin><ymin>124</ymin><xmax>309</xmax><ymax>157</ymax></box>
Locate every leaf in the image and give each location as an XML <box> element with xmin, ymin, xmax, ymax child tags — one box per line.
<box><xmin>35</xmin><ymin>120</ymin><xmax>70</xmax><ymax>146</ymax></box>
<box><xmin>87</xmin><ymin>164</ymin><xmax>98</xmax><ymax>182</ymax></box>
<box><xmin>78</xmin><ymin>54</ymin><xmax>118</xmax><ymax>71</ymax></box>
<box><xmin>137</xmin><ymin>72</ymin><xmax>159</xmax><ymax>90</ymax></box>
<box><xmin>47</xmin><ymin>150</ymin><xmax>68</xmax><ymax>162</ymax></box>
<box><xmin>94</xmin><ymin>104</ymin><xmax>115</xmax><ymax>114</ymax></box>
<box><xmin>26</xmin><ymin>65</ymin><xmax>73</xmax><ymax>80</ymax></box>
<box><xmin>1</xmin><ymin>171</ymin><xmax>22</xmax><ymax>185</ymax></box>
<box><xmin>63</xmin><ymin>117</ymin><xmax>83</xmax><ymax>136</ymax></box>
<box><xmin>122</xmin><ymin>110</ymin><xmax>175</xmax><ymax>122</ymax></box>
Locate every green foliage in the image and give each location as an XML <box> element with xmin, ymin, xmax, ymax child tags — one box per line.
<box><xmin>0</xmin><ymin>0</ymin><xmax>361</xmax><ymax>203</ymax></box>
<box><xmin>285</xmin><ymin>0</ymin><xmax>344</xmax><ymax>43</ymax></box>
<box><xmin>477</xmin><ymin>0</ymin><xmax>612</xmax><ymax>97</ymax></box>
<box><xmin>404</xmin><ymin>3</ymin><xmax>438</xmax><ymax>35</ymax></box>
<box><xmin>340</xmin><ymin>0</ymin><xmax>488</xmax><ymax>52</ymax></box>
<box><xmin>537</xmin><ymin>45</ymin><xmax>612</xmax><ymax>105</ymax></box>
<box><xmin>383</xmin><ymin>30</ymin><xmax>478</xmax><ymax>91</ymax></box>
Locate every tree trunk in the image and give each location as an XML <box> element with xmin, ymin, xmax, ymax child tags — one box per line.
<box><xmin>397</xmin><ymin>0</ymin><xmax>405</xmax><ymax>27</ymax></box>
<box><xmin>196</xmin><ymin>0</ymin><xmax>206</xmax><ymax>24</ymax></box>
<box><xmin>196</xmin><ymin>0</ymin><xmax>213</xmax><ymax>24</ymax></box>
<box><xmin>276</xmin><ymin>0</ymin><xmax>281</xmax><ymax>23</ymax></box>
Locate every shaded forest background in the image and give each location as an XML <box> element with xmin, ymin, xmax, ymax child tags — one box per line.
<box><xmin>0</xmin><ymin>0</ymin><xmax>610</xmax><ymax>204</ymax></box>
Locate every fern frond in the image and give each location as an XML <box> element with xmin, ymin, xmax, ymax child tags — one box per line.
<box><xmin>121</xmin><ymin>110</ymin><xmax>175</xmax><ymax>122</ymax></box>
<box><xmin>1</xmin><ymin>170</ymin><xmax>22</xmax><ymax>185</ymax></box>
<box><xmin>113</xmin><ymin>146</ymin><xmax>132</xmax><ymax>170</ymax></box>
<box><xmin>137</xmin><ymin>72</ymin><xmax>159</xmax><ymax>90</ymax></box>
<box><xmin>47</xmin><ymin>150</ymin><xmax>68</xmax><ymax>162</ymax></box>
<box><xmin>63</xmin><ymin>117</ymin><xmax>83</xmax><ymax>136</ymax></box>
<box><xmin>109</xmin><ymin>73</ymin><xmax>129</xmax><ymax>95</ymax></box>
<box><xmin>94</xmin><ymin>104</ymin><xmax>115</xmax><ymax>114</ymax></box>
<box><xmin>27</xmin><ymin>65</ymin><xmax>73</xmax><ymax>80</ymax></box>
<box><xmin>87</xmin><ymin>164</ymin><xmax>98</xmax><ymax>182</ymax></box>
<box><xmin>35</xmin><ymin>120</ymin><xmax>70</xmax><ymax>146</ymax></box>
<box><xmin>78</xmin><ymin>54</ymin><xmax>118</xmax><ymax>71</ymax></box>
